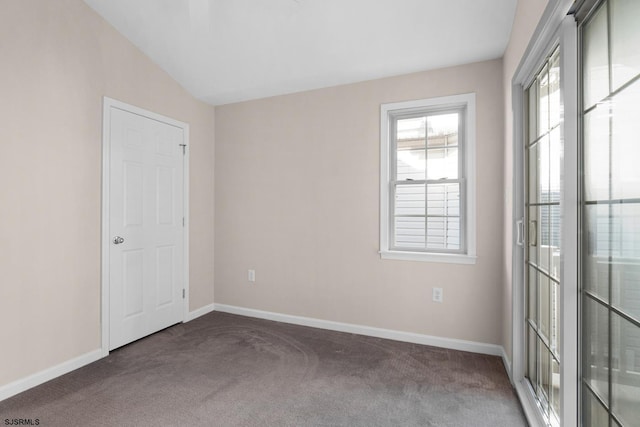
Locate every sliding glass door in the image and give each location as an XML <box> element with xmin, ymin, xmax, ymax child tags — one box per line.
<box><xmin>525</xmin><ymin>47</ymin><xmax>562</xmax><ymax>426</ymax></box>
<box><xmin>580</xmin><ymin>0</ymin><xmax>640</xmax><ymax>425</ymax></box>
<box><xmin>512</xmin><ymin>1</ymin><xmax>640</xmax><ymax>424</ymax></box>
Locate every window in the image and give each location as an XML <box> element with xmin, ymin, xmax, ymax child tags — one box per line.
<box><xmin>380</xmin><ymin>94</ymin><xmax>476</xmax><ymax>264</ymax></box>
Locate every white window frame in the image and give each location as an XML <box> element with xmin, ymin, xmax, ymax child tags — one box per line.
<box><xmin>380</xmin><ymin>93</ymin><xmax>477</xmax><ymax>264</ymax></box>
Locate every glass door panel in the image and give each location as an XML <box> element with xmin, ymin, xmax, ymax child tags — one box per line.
<box><xmin>581</xmin><ymin>1</ymin><xmax>640</xmax><ymax>425</ymax></box>
<box><xmin>610</xmin><ymin>0</ymin><xmax>640</xmax><ymax>91</ymax></box>
<box><xmin>525</xmin><ymin>46</ymin><xmax>562</xmax><ymax>426</ymax></box>
<box><xmin>583</xmin><ymin>4</ymin><xmax>609</xmax><ymax>110</ymax></box>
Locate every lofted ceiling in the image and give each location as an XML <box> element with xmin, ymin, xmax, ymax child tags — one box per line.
<box><xmin>84</xmin><ymin>0</ymin><xmax>518</xmax><ymax>105</ymax></box>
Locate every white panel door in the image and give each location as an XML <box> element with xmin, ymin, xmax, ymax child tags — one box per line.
<box><xmin>109</xmin><ymin>107</ymin><xmax>184</xmax><ymax>350</ymax></box>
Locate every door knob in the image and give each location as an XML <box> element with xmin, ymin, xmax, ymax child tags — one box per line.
<box><xmin>113</xmin><ymin>236</ymin><xmax>125</xmax><ymax>245</ymax></box>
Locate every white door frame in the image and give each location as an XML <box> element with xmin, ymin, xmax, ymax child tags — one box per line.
<box><xmin>101</xmin><ymin>97</ymin><xmax>190</xmax><ymax>356</ymax></box>
<box><xmin>511</xmin><ymin>1</ymin><xmax>578</xmax><ymax>425</ymax></box>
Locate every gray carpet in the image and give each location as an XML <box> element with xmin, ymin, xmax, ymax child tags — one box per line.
<box><xmin>0</xmin><ymin>312</ymin><xmax>526</xmax><ymax>426</ymax></box>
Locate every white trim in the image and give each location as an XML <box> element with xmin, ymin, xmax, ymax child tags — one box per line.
<box><xmin>502</xmin><ymin>346</ymin><xmax>514</xmax><ymax>384</ymax></box>
<box><xmin>101</xmin><ymin>97</ymin><xmax>190</xmax><ymax>356</ymax></box>
<box><xmin>214</xmin><ymin>304</ymin><xmax>505</xmax><ymax>357</ymax></box>
<box><xmin>380</xmin><ymin>250</ymin><xmax>476</xmax><ymax>264</ymax></box>
<box><xmin>380</xmin><ymin>93</ymin><xmax>476</xmax><ymax>262</ymax></box>
<box><xmin>558</xmin><ymin>15</ymin><xmax>579</xmax><ymax>427</ymax></box>
<box><xmin>185</xmin><ymin>303</ymin><xmax>216</xmax><ymax>322</ymax></box>
<box><xmin>380</xmin><ymin>101</ymin><xmax>391</xmax><ymax>253</ymax></box>
<box><xmin>0</xmin><ymin>349</ymin><xmax>103</xmax><ymax>402</ymax></box>
<box><xmin>182</xmin><ymin>127</ymin><xmax>191</xmax><ymax>322</ymax></box>
<box><xmin>512</xmin><ymin>0</ymin><xmax>577</xmax><ymax>87</ymax></box>
<box><xmin>101</xmin><ymin>99</ymin><xmax>111</xmax><ymax>357</ymax></box>
<box><xmin>381</xmin><ymin>93</ymin><xmax>475</xmax><ymax>113</ymax></box>
<box><xmin>515</xmin><ymin>379</ymin><xmax>549</xmax><ymax>427</ymax></box>
<box><xmin>466</xmin><ymin>93</ymin><xmax>477</xmax><ymax>259</ymax></box>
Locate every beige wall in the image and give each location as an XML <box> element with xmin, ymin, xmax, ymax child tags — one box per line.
<box><xmin>215</xmin><ymin>59</ymin><xmax>505</xmax><ymax>346</ymax></box>
<box><xmin>0</xmin><ymin>0</ymin><xmax>215</xmax><ymax>387</ymax></box>
<box><xmin>501</xmin><ymin>0</ymin><xmax>550</xmax><ymax>363</ymax></box>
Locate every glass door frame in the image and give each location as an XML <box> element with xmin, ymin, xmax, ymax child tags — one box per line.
<box><xmin>511</xmin><ymin>1</ymin><xmax>579</xmax><ymax>425</ymax></box>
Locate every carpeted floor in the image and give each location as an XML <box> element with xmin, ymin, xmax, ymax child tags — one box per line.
<box><xmin>0</xmin><ymin>312</ymin><xmax>526</xmax><ymax>426</ymax></box>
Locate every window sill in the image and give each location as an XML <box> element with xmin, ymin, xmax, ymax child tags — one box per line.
<box><xmin>379</xmin><ymin>250</ymin><xmax>477</xmax><ymax>265</ymax></box>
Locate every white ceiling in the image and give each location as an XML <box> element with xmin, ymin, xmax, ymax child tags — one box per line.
<box><xmin>84</xmin><ymin>0</ymin><xmax>518</xmax><ymax>105</ymax></box>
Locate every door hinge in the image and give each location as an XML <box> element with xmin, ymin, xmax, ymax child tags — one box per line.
<box><xmin>179</xmin><ymin>144</ymin><xmax>187</xmax><ymax>155</ymax></box>
<box><xmin>182</xmin><ymin>217</ymin><xmax>185</xmax><ymax>227</ymax></box>
<box><xmin>182</xmin><ymin>289</ymin><xmax>185</xmax><ymax>299</ymax></box>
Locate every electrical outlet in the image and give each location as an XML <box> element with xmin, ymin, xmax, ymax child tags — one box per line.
<box><xmin>432</xmin><ymin>287</ymin><xmax>443</xmax><ymax>303</ymax></box>
<box><xmin>248</xmin><ymin>269</ymin><xmax>255</xmax><ymax>282</ymax></box>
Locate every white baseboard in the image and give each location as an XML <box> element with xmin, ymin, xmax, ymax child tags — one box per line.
<box><xmin>214</xmin><ymin>303</ymin><xmax>506</xmax><ymax>357</ymax></box>
<box><xmin>185</xmin><ymin>303</ymin><xmax>216</xmax><ymax>322</ymax></box>
<box><xmin>0</xmin><ymin>349</ymin><xmax>103</xmax><ymax>402</ymax></box>
<box><xmin>1</xmin><ymin>303</ymin><xmax>214</xmax><ymax>403</ymax></box>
